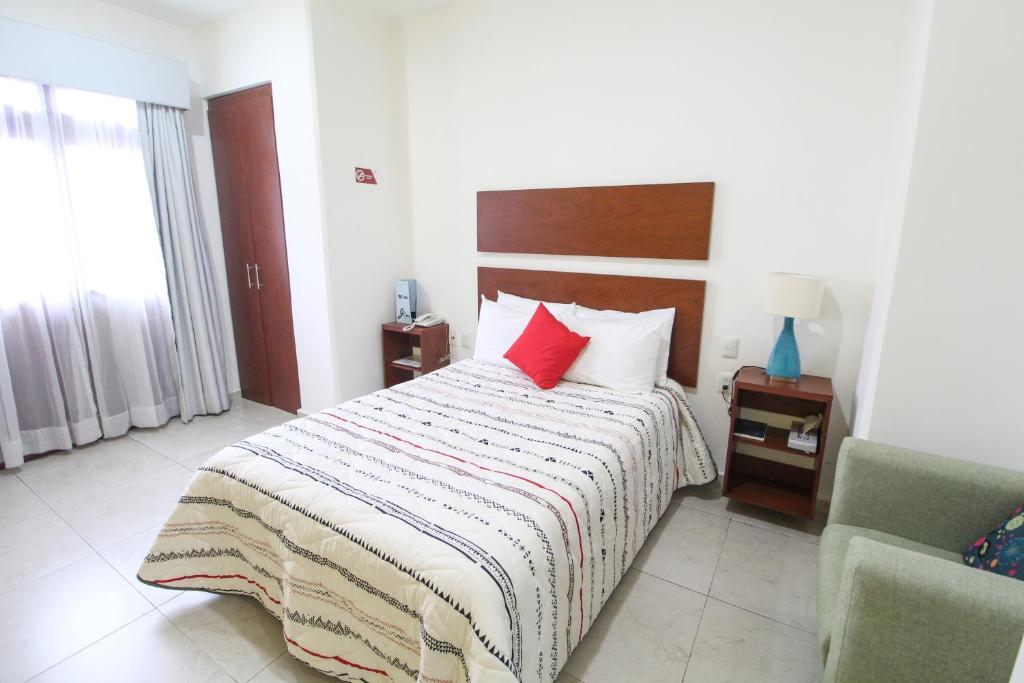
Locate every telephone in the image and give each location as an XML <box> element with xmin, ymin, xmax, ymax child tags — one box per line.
<box><xmin>402</xmin><ymin>313</ymin><xmax>444</xmax><ymax>332</ymax></box>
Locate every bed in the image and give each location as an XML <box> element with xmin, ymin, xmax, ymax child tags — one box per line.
<box><xmin>140</xmin><ymin>183</ymin><xmax>717</xmax><ymax>681</ymax></box>
<box><xmin>139</xmin><ymin>360</ymin><xmax>713</xmax><ymax>682</ymax></box>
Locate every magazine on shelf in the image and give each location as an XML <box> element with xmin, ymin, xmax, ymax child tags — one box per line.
<box><xmin>733</xmin><ymin>418</ymin><xmax>767</xmax><ymax>442</ymax></box>
<box><xmin>392</xmin><ymin>356</ymin><xmax>422</xmax><ymax>369</ymax></box>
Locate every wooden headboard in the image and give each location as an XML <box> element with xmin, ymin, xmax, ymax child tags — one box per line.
<box><xmin>478</xmin><ymin>267</ymin><xmax>706</xmax><ymax>388</ymax></box>
<box><xmin>477</xmin><ymin>182</ymin><xmax>714</xmax><ymax>259</ymax></box>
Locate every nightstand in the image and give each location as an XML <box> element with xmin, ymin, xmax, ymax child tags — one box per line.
<box><xmin>723</xmin><ymin>367</ymin><xmax>833</xmax><ymax>519</ymax></box>
<box><xmin>381</xmin><ymin>322</ymin><xmax>450</xmax><ymax>388</ymax></box>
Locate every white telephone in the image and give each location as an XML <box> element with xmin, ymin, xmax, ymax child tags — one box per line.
<box><xmin>402</xmin><ymin>313</ymin><xmax>444</xmax><ymax>332</ymax></box>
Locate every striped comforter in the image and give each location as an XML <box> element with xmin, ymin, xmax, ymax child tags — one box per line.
<box><xmin>138</xmin><ymin>360</ymin><xmax>714</xmax><ymax>682</ymax></box>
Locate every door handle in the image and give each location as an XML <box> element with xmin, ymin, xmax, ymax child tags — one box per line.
<box><xmin>254</xmin><ymin>263</ymin><xmax>263</xmax><ymax>290</ymax></box>
<box><xmin>245</xmin><ymin>263</ymin><xmax>253</xmax><ymax>289</ymax></box>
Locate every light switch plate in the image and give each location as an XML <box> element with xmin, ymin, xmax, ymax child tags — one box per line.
<box><xmin>721</xmin><ymin>335</ymin><xmax>740</xmax><ymax>359</ymax></box>
<box><xmin>460</xmin><ymin>331</ymin><xmax>473</xmax><ymax>349</ymax></box>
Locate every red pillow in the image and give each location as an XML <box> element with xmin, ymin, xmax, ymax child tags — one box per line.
<box><xmin>504</xmin><ymin>303</ymin><xmax>590</xmax><ymax>390</ymax></box>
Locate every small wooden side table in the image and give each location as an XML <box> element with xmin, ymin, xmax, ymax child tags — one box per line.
<box><xmin>723</xmin><ymin>367</ymin><xmax>833</xmax><ymax>519</ymax></box>
<box><xmin>381</xmin><ymin>322</ymin><xmax>450</xmax><ymax>388</ymax></box>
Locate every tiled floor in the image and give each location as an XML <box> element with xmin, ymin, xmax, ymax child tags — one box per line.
<box><xmin>0</xmin><ymin>403</ymin><xmax>827</xmax><ymax>683</ymax></box>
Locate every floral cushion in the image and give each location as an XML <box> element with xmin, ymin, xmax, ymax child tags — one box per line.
<box><xmin>963</xmin><ymin>503</ymin><xmax>1024</xmax><ymax>580</ymax></box>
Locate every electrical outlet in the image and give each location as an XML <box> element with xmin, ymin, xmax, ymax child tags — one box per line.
<box><xmin>718</xmin><ymin>370</ymin><xmax>733</xmax><ymax>398</ymax></box>
<box><xmin>460</xmin><ymin>331</ymin><xmax>473</xmax><ymax>349</ymax></box>
<box><xmin>448</xmin><ymin>329</ymin><xmax>458</xmax><ymax>348</ymax></box>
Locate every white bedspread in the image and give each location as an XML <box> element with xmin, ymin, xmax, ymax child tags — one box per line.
<box><xmin>138</xmin><ymin>360</ymin><xmax>714</xmax><ymax>682</ymax></box>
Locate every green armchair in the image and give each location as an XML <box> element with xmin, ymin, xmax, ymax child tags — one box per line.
<box><xmin>818</xmin><ymin>437</ymin><xmax>1024</xmax><ymax>683</ymax></box>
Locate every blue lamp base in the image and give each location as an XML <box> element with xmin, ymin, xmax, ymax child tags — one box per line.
<box><xmin>766</xmin><ymin>316</ymin><xmax>801</xmax><ymax>382</ymax></box>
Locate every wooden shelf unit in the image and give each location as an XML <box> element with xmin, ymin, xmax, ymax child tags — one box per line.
<box><xmin>723</xmin><ymin>367</ymin><xmax>833</xmax><ymax>519</ymax></box>
<box><xmin>381</xmin><ymin>322</ymin><xmax>450</xmax><ymax>388</ymax></box>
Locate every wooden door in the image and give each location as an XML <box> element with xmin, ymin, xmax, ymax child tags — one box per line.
<box><xmin>208</xmin><ymin>84</ymin><xmax>300</xmax><ymax>413</ymax></box>
<box><xmin>208</xmin><ymin>90</ymin><xmax>271</xmax><ymax>407</ymax></box>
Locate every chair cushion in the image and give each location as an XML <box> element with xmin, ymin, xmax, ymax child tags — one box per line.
<box><xmin>962</xmin><ymin>503</ymin><xmax>1024</xmax><ymax>580</ymax></box>
<box><xmin>817</xmin><ymin>524</ymin><xmax>961</xmax><ymax>658</ymax></box>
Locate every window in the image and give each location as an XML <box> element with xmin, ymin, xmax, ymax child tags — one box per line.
<box><xmin>0</xmin><ymin>76</ymin><xmax>169</xmax><ymax>305</ymax></box>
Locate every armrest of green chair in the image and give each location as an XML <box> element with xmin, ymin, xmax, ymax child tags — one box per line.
<box><xmin>828</xmin><ymin>437</ymin><xmax>1024</xmax><ymax>552</ymax></box>
<box><xmin>825</xmin><ymin>537</ymin><xmax>1024</xmax><ymax>683</ymax></box>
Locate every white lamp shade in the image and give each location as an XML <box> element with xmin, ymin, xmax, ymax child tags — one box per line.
<box><xmin>764</xmin><ymin>272</ymin><xmax>824</xmax><ymax>320</ymax></box>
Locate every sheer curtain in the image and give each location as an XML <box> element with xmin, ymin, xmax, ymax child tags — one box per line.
<box><xmin>0</xmin><ymin>77</ymin><xmax>181</xmax><ymax>468</ymax></box>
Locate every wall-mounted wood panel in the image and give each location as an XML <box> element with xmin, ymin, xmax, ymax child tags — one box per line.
<box><xmin>478</xmin><ymin>267</ymin><xmax>706</xmax><ymax>388</ymax></box>
<box><xmin>477</xmin><ymin>182</ymin><xmax>714</xmax><ymax>259</ymax></box>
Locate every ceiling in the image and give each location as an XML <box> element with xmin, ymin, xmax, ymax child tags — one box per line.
<box><xmin>103</xmin><ymin>0</ymin><xmax>452</xmax><ymax>28</ymax></box>
<box><xmin>350</xmin><ymin>0</ymin><xmax>453</xmax><ymax>19</ymax></box>
<box><xmin>102</xmin><ymin>0</ymin><xmax>260</xmax><ymax>27</ymax></box>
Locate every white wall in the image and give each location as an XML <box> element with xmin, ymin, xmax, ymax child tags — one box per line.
<box><xmin>307</xmin><ymin>0</ymin><xmax>414</xmax><ymax>402</ymax></box>
<box><xmin>198</xmin><ymin>0</ymin><xmax>338</xmax><ymax>413</ymax></box>
<box><xmin>402</xmin><ymin>0</ymin><xmax>920</xmax><ymax>492</ymax></box>
<box><xmin>851</xmin><ymin>0</ymin><xmax>934</xmax><ymax>438</ymax></box>
<box><xmin>854</xmin><ymin>0</ymin><xmax>1024</xmax><ymax>470</ymax></box>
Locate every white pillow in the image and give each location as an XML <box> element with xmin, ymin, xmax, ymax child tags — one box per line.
<box><xmin>497</xmin><ymin>291</ymin><xmax>576</xmax><ymax>318</ymax></box>
<box><xmin>562</xmin><ymin>315</ymin><xmax>663</xmax><ymax>393</ymax></box>
<box><xmin>576</xmin><ymin>305</ymin><xmax>675</xmax><ymax>381</ymax></box>
<box><xmin>473</xmin><ymin>297</ymin><xmax>531</xmax><ymax>368</ymax></box>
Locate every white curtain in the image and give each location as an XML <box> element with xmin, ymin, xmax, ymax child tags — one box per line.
<box><xmin>138</xmin><ymin>103</ymin><xmax>231</xmax><ymax>421</ymax></box>
<box><xmin>0</xmin><ymin>77</ymin><xmax>181</xmax><ymax>468</ymax></box>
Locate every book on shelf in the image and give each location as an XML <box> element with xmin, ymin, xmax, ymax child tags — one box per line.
<box><xmin>733</xmin><ymin>418</ymin><xmax>767</xmax><ymax>442</ymax></box>
<box><xmin>788</xmin><ymin>420</ymin><xmax>818</xmax><ymax>453</ymax></box>
<box><xmin>392</xmin><ymin>356</ymin><xmax>422</xmax><ymax>369</ymax></box>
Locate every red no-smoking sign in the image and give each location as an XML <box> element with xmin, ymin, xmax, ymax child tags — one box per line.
<box><xmin>355</xmin><ymin>167</ymin><xmax>377</xmax><ymax>184</ymax></box>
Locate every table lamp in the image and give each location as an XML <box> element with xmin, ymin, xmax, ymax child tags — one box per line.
<box><xmin>764</xmin><ymin>272</ymin><xmax>824</xmax><ymax>382</ymax></box>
